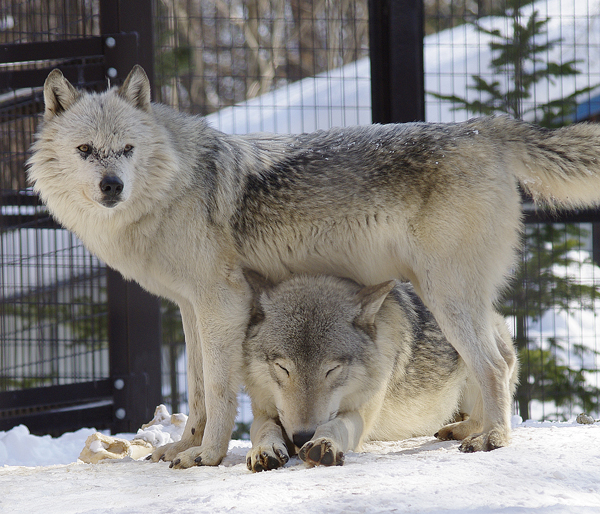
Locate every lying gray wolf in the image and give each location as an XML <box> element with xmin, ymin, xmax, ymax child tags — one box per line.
<box><xmin>242</xmin><ymin>271</ymin><xmax>518</xmax><ymax>471</ymax></box>
<box><xmin>28</xmin><ymin>65</ymin><xmax>600</xmax><ymax>468</ymax></box>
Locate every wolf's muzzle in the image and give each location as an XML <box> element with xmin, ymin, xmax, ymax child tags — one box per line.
<box><xmin>100</xmin><ymin>175</ymin><xmax>124</xmax><ymax>207</ymax></box>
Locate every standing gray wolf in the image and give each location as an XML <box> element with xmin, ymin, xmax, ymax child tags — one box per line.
<box><xmin>242</xmin><ymin>271</ymin><xmax>518</xmax><ymax>471</ymax></box>
<box><xmin>27</xmin><ymin>65</ymin><xmax>600</xmax><ymax>468</ymax></box>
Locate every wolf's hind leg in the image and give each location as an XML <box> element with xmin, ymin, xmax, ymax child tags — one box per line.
<box><xmin>422</xmin><ymin>292</ymin><xmax>513</xmax><ymax>452</ymax></box>
<box><xmin>454</xmin><ymin>314</ymin><xmax>519</xmax><ymax>451</ymax></box>
<box><xmin>437</xmin><ymin>313</ymin><xmax>519</xmax><ymax>443</ymax></box>
<box><xmin>438</xmin><ymin>314</ymin><xmax>520</xmax><ymax>447</ymax></box>
<box><xmin>436</xmin><ymin>397</ymin><xmax>483</xmax><ymax>441</ymax></box>
<box><xmin>436</xmin><ymin>372</ymin><xmax>483</xmax><ymax>441</ymax></box>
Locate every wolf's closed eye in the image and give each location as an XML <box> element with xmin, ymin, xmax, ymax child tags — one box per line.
<box><xmin>275</xmin><ymin>363</ymin><xmax>289</xmax><ymax>376</ymax></box>
<box><xmin>326</xmin><ymin>365</ymin><xmax>341</xmax><ymax>378</ymax></box>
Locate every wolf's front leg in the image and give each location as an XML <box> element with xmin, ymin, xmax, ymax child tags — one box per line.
<box><xmin>246</xmin><ymin>414</ymin><xmax>290</xmax><ymax>472</ymax></box>
<box><xmin>298</xmin><ymin>411</ymin><xmax>364</xmax><ymax>467</ymax></box>
<box><xmin>171</xmin><ymin>288</ymin><xmax>250</xmax><ymax>468</ymax></box>
<box><xmin>158</xmin><ymin>277</ymin><xmax>251</xmax><ymax>468</ymax></box>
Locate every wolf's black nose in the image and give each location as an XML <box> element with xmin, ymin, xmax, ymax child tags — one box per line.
<box><xmin>100</xmin><ymin>176</ymin><xmax>124</xmax><ymax>198</ymax></box>
<box><xmin>292</xmin><ymin>431</ymin><xmax>315</xmax><ymax>448</ymax></box>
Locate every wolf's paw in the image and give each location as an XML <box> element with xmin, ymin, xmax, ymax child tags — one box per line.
<box><xmin>167</xmin><ymin>444</ymin><xmax>226</xmax><ymax>468</ymax></box>
<box><xmin>150</xmin><ymin>438</ymin><xmax>225</xmax><ymax>468</ymax></box>
<box><xmin>246</xmin><ymin>443</ymin><xmax>290</xmax><ymax>472</ymax></box>
<box><xmin>435</xmin><ymin>417</ymin><xmax>480</xmax><ymax>441</ymax></box>
<box><xmin>459</xmin><ymin>429</ymin><xmax>510</xmax><ymax>453</ymax></box>
<box><xmin>150</xmin><ymin>440</ymin><xmax>187</xmax><ymax>463</ymax></box>
<box><xmin>299</xmin><ymin>438</ymin><xmax>344</xmax><ymax>467</ymax></box>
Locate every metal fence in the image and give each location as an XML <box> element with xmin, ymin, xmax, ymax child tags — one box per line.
<box><xmin>1</xmin><ymin>1</ymin><xmax>600</xmax><ymax>439</ymax></box>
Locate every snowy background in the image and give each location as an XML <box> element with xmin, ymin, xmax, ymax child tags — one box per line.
<box><xmin>205</xmin><ymin>0</ymin><xmax>600</xmax><ymax>134</ymax></box>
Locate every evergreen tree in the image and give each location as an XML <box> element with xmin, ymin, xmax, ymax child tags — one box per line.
<box><xmin>432</xmin><ymin>0</ymin><xmax>595</xmax><ymax>128</ymax></box>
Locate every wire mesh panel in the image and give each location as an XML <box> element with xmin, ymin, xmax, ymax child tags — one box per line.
<box><xmin>1</xmin><ymin>229</ymin><xmax>108</xmax><ymax>389</ymax></box>
<box><xmin>424</xmin><ymin>0</ymin><xmax>600</xmax><ymax>124</ymax></box>
<box><xmin>153</xmin><ymin>0</ymin><xmax>371</xmax><ymax>131</ymax></box>
<box><xmin>0</xmin><ymin>0</ymin><xmax>100</xmax><ymax>44</ymax></box>
<box><xmin>505</xmin><ymin>222</ymin><xmax>600</xmax><ymax>420</ymax></box>
<box><xmin>0</xmin><ymin>1</ymin><xmax>108</xmax><ymax>396</ymax></box>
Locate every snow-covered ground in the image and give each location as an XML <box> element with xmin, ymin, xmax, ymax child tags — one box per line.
<box><xmin>2</xmin><ymin>416</ymin><xmax>600</xmax><ymax>513</ymax></box>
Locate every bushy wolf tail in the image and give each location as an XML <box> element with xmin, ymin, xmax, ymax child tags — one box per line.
<box><xmin>496</xmin><ymin>116</ymin><xmax>600</xmax><ymax>209</ymax></box>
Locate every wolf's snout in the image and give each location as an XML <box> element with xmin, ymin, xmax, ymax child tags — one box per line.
<box><xmin>292</xmin><ymin>431</ymin><xmax>315</xmax><ymax>448</ymax></box>
<box><xmin>100</xmin><ymin>176</ymin><xmax>124</xmax><ymax>205</ymax></box>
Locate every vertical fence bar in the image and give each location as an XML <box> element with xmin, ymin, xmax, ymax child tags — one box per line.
<box><xmin>107</xmin><ymin>269</ymin><xmax>162</xmax><ymax>433</ymax></box>
<box><xmin>368</xmin><ymin>0</ymin><xmax>424</xmax><ymax>123</ymax></box>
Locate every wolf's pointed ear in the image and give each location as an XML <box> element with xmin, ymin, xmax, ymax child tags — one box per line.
<box><xmin>117</xmin><ymin>65</ymin><xmax>151</xmax><ymax>112</ymax></box>
<box><xmin>243</xmin><ymin>269</ymin><xmax>276</xmax><ymax>327</ymax></box>
<box><xmin>43</xmin><ymin>69</ymin><xmax>81</xmax><ymax>120</ymax></box>
<box><xmin>355</xmin><ymin>280</ymin><xmax>396</xmax><ymax>327</ymax></box>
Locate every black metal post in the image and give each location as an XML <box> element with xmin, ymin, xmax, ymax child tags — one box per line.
<box><xmin>107</xmin><ymin>269</ymin><xmax>162</xmax><ymax>433</ymax></box>
<box><xmin>100</xmin><ymin>0</ymin><xmax>155</xmax><ymax>86</ymax></box>
<box><xmin>593</xmin><ymin>224</ymin><xmax>600</xmax><ymax>268</ymax></box>
<box><xmin>369</xmin><ymin>0</ymin><xmax>425</xmax><ymax>123</ymax></box>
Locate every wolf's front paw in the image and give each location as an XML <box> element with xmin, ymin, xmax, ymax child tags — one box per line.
<box><xmin>167</xmin><ymin>444</ymin><xmax>226</xmax><ymax>468</ymax></box>
<box><xmin>299</xmin><ymin>438</ymin><xmax>344</xmax><ymax>467</ymax></box>
<box><xmin>150</xmin><ymin>440</ymin><xmax>188</xmax><ymax>463</ymax></box>
<box><xmin>459</xmin><ymin>429</ymin><xmax>510</xmax><ymax>453</ymax></box>
<box><xmin>246</xmin><ymin>443</ymin><xmax>290</xmax><ymax>472</ymax></box>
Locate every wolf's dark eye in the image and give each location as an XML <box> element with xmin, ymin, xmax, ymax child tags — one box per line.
<box><xmin>77</xmin><ymin>144</ymin><xmax>92</xmax><ymax>155</ymax></box>
<box><xmin>123</xmin><ymin>144</ymin><xmax>133</xmax><ymax>154</ymax></box>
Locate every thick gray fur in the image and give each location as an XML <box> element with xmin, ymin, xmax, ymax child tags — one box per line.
<box><xmin>242</xmin><ymin>272</ymin><xmax>517</xmax><ymax>470</ymax></box>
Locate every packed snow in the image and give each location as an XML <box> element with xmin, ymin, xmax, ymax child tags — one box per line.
<box><xmin>1</xmin><ymin>411</ymin><xmax>600</xmax><ymax>513</ymax></box>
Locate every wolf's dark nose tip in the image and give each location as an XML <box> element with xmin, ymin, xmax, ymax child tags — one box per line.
<box><xmin>292</xmin><ymin>431</ymin><xmax>314</xmax><ymax>448</ymax></box>
<box><xmin>100</xmin><ymin>176</ymin><xmax>124</xmax><ymax>197</ymax></box>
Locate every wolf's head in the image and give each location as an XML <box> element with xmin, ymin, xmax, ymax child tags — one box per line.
<box><xmin>242</xmin><ymin>270</ymin><xmax>395</xmax><ymax>451</ymax></box>
<box><xmin>27</xmin><ymin>66</ymin><xmax>176</xmax><ymax>231</ymax></box>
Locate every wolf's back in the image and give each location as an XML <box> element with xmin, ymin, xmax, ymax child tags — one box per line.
<box><xmin>495</xmin><ymin>116</ymin><xmax>600</xmax><ymax>209</ymax></box>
